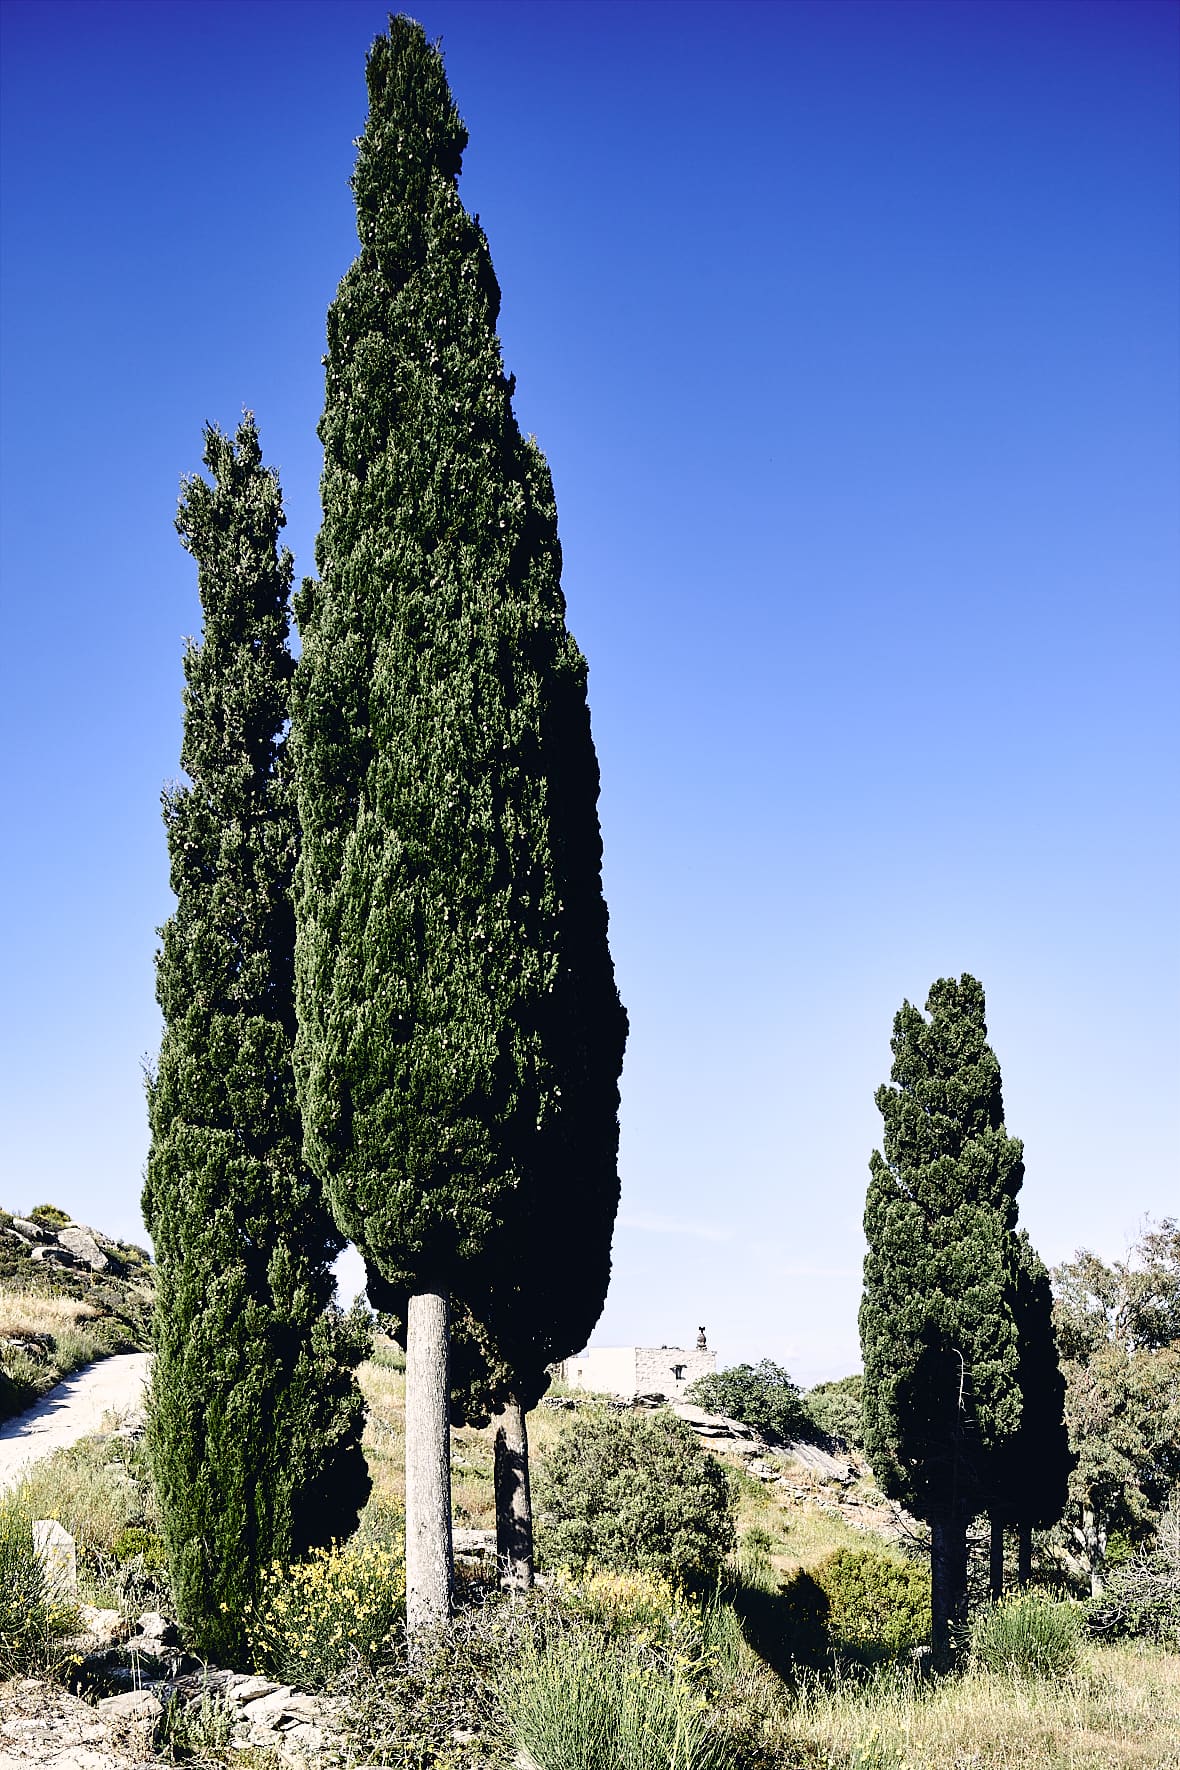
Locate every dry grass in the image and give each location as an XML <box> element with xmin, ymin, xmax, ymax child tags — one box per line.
<box><xmin>789</xmin><ymin>1643</ymin><xmax>1180</xmax><ymax>1769</ymax></box>
<box><xmin>0</xmin><ymin>1291</ymin><xmax>98</xmax><ymax>1337</ymax></box>
<box><xmin>357</xmin><ymin>1341</ymin><xmax>572</xmax><ymax>1534</ymax></box>
<box><xmin>728</xmin><ymin>1453</ymin><xmax>885</xmax><ymax>1580</ymax></box>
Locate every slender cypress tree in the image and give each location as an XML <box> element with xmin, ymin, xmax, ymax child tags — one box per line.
<box><xmin>860</xmin><ymin>974</ymin><xmax>1024</xmax><ymax>1661</ymax></box>
<box><xmin>293</xmin><ymin>19</ymin><xmax>626</xmax><ymax>1630</ymax></box>
<box><xmin>986</xmin><ymin>1230</ymin><xmax>1072</xmax><ymax>1595</ymax></box>
<box><xmin>145</xmin><ymin>418</ymin><xmax>369</xmax><ymax>1663</ymax></box>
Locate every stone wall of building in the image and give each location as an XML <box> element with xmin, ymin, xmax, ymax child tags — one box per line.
<box><xmin>634</xmin><ymin>1345</ymin><xmax>716</xmax><ymax>1399</ymax></box>
<box><xmin>563</xmin><ymin>1343</ymin><xmax>717</xmax><ymax>1400</ymax></box>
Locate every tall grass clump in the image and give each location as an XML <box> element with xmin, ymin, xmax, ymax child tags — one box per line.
<box><xmin>508</xmin><ymin>1628</ymin><xmax>727</xmax><ymax>1770</ymax></box>
<box><xmin>970</xmin><ymin>1589</ymin><xmax>1081</xmax><ymax>1680</ymax></box>
<box><xmin>0</xmin><ymin>1495</ymin><xmax>80</xmax><ymax>1677</ymax></box>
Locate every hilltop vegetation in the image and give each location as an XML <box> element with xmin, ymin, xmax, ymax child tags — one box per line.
<box><xmin>0</xmin><ymin>1203</ymin><xmax>153</xmax><ymax>1422</ymax></box>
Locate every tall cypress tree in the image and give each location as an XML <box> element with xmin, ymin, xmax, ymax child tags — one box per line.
<box><xmin>860</xmin><ymin>974</ymin><xmax>1024</xmax><ymax>1660</ymax></box>
<box><xmin>293</xmin><ymin>19</ymin><xmax>626</xmax><ymax>1631</ymax></box>
<box><xmin>145</xmin><ymin>418</ymin><xmax>369</xmax><ymax>1664</ymax></box>
<box><xmin>986</xmin><ymin>1231</ymin><xmax>1072</xmax><ymax>1595</ymax></box>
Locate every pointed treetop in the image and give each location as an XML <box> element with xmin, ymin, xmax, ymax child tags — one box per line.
<box><xmin>353</xmin><ymin>17</ymin><xmax>468</xmax><ymax>243</ymax></box>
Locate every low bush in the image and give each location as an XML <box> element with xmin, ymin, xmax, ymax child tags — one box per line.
<box><xmin>737</xmin><ymin>1567</ymin><xmax>830</xmax><ymax>1675</ymax></box>
<box><xmin>685</xmin><ymin>1361</ymin><xmax>808</xmax><ymax>1443</ymax></box>
<box><xmin>1087</xmin><ymin>1547</ymin><xmax>1180</xmax><ymax>1647</ymax></box>
<box><xmin>969</xmin><ymin>1590</ymin><xmax>1081</xmax><ymax>1680</ymax></box>
<box><xmin>803</xmin><ymin>1375</ymin><xmax>865</xmax><ymax>1449</ymax></box>
<box><xmin>246</xmin><ymin>1534</ymin><xmax>405</xmax><ymax>1689</ymax></box>
<box><xmin>29</xmin><ymin>1203</ymin><xmax>71</xmax><ymax>1228</ymax></box>
<box><xmin>812</xmin><ymin>1547</ymin><xmax>930</xmax><ymax>1662</ymax></box>
<box><xmin>0</xmin><ymin>1495</ymin><xmax>81</xmax><ymax>1678</ymax></box>
<box><xmin>507</xmin><ymin>1627</ymin><xmax>727</xmax><ymax>1770</ymax></box>
<box><xmin>535</xmin><ymin>1407</ymin><xmax>736</xmax><ymax>1592</ymax></box>
<box><xmin>335</xmin><ymin>1594</ymin><xmax>540</xmax><ymax>1764</ymax></box>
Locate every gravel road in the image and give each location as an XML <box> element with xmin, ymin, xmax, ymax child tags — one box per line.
<box><xmin>0</xmin><ymin>1354</ymin><xmax>151</xmax><ymax>1492</ymax></box>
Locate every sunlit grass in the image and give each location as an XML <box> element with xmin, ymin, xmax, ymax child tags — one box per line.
<box><xmin>0</xmin><ymin>1291</ymin><xmax>99</xmax><ymax>1337</ymax></box>
<box><xmin>789</xmin><ymin>1643</ymin><xmax>1180</xmax><ymax>1770</ymax></box>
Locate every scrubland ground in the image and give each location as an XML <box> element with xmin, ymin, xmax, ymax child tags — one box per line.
<box><xmin>2</xmin><ymin>1341</ymin><xmax>1176</xmax><ymax>1769</ymax></box>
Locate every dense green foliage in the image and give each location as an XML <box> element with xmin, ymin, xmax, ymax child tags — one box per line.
<box><xmin>292</xmin><ymin>15</ymin><xmax>624</xmax><ymax>1313</ymax></box>
<box><xmin>804</xmin><ymin>1374</ymin><xmax>865</xmax><ymax>1449</ymax></box>
<box><xmin>536</xmin><ymin>1408</ymin><xmax>736</xmax><ymax>1591</ymax></box>
<box><xmin>685</xmin><ymin>1360</ymin><xmax>807</xmax><ymax>1443</ymax></box>
<box><xmin>1052</xmin><ymin>1221</ymin><xmax>1180</xmax><ymax>1593</ymax></box>
<box><xmin>292</xmin><ymin>18</ymin><xmax>625</xmax><ymax>1413</ymax></box>
<box><xmin>812</xmin><ymin>1547</ymin><xmax>931</xmax><ymax>1662</ymax></box>
<box><xmin>986</xmin><ymin>1231</ymin><xmax>1072</xmax><ymax>1536</ymax></box>
<box><xmin>144</xmin><ymin>419</ymin><xmax>368</xmax><ymax>1662</ymax></box>
<box><xmin>860</xmin><ymin>975</ymin><xmax>1024</xmax><ymax>1518</ymax></box>
<box><xmin>860</xmin><ymin>975</ymin><xmax>1025</xmax><ymax>1653</ymax></box>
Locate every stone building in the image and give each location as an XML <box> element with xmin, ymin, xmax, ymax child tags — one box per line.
<box><xmin>561</xmin><ymin>1332</ymin><xmax>717</xmax><ymax>1401</ymax></box>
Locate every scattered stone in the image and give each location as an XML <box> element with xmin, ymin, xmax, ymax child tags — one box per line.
<box><xmin>77</xmin><ymin>1607</ymin><xmax>124</xmax><ymax>1648</ymax></box>
<box><xmin>226</xmin><ymin>1675</ymin><xmax>280</xmax><ymax>1704</ymax></box>
<box><xmin>93</xmin><ymin>1694</ymin><xmax>162</xmax><ymax>1725</ymax></box>
<box><xmin>132</xmin><ymin>1613</ymin><xmax>172</xmax><ymax>1645</ymax></box>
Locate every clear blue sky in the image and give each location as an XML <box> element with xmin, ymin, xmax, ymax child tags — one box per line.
<box><xmin>1</xmin><ymin>0</ymin><xmax>1176</xmax><ymax>1383</ymax></box>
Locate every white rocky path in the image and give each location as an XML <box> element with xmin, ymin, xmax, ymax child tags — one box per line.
<box><xmin>0</xmin><ymin>1355</ymin><xmax>151</xmax><ymax>1492</ymax></box>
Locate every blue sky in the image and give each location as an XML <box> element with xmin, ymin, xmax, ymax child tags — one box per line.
<box><xmin>1</xmin><ymin>0</ymin><xmax>1176</xmax><ymax>1382</ymax></box>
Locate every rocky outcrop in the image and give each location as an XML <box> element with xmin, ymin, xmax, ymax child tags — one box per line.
<box><xmin>55</xmin><ymin>1230</ymin><xmax>109</xmax><ymax>1274</ymax></box>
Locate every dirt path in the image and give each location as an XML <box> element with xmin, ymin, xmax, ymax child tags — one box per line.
<box><xmin>0</xmin><ymin>1354</ymin><xmax>151</xmax><ymax>1492</ymax></box>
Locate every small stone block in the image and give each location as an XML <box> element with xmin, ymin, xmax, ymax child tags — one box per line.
<box><xmin>33</xmin><ymin>1520</ymin><xmax>77</xmax><ymax>1599</ymax></box>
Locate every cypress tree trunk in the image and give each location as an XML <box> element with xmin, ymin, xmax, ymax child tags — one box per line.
<box><xmin>1017</xmin><ymin>1522</ymin><xmax>1032</xmax><ymax>1586</ymax></box>
<box><xmin>493</xmin><ymin>1396</ymin><xmax>533</xmax><ymax>1589</ymax></box>
<box><xmin>989</xmin><ymin>1516</ymin><xmax>1005</xmax><ymax>1600</ymax></box>
<box><xmin>405</xmin><ymin>1290</ymin><xmax>453</xmax><ymax>1634</ymax></box>
<box><xmin>930</xmin><ymin>1515</ymin><xmax>969</xmax><ymax>1666</ymax></box>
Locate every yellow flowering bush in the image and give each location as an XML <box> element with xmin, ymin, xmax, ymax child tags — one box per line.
<box><xmin>245</xmin><ymin>1535</ymin><xmax>405</xmax><ymax>1689</ymax></box>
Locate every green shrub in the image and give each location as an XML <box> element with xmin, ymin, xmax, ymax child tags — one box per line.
<box><xmin>812</xmin><ymin>1547</ymin><xmax>930</xmax><ymax>1661</ymax></box>
<box><xmin>111</xmin><ymin>1525</ymin><xmax>167</xmax><ymax>1573</ymax></box>
<box><xmin>536</xmin><ymin>1408</ymin><xmax>736</xmax><ymax>1592</ymax></box>
<box><xmin>803</xmin><ymin>1375</ymin><xmax>865</xmax><ymax>1449</ymax></box>
<box><xmin>970</xmin><ymin>1590</ymin><xmax>1081</xmax><ymax>1679</ymax></box>
<box><xmin>737</xmin><ymin>1567</ymin><xmax>830</xmax><ymax>1675</ymax></box>
<box><xmin>508</xmin><ymin>1627</ymin><xmax>726</xmax><ymax>1770</ymax></box>
<box><xmin>29</xmin><ymin>1204</ymin><xmax>70</xmax><ymax>1228</ymax></box>
<box><xmin>0</xmin><ymin>1495</ymin><xmax>81</xmax><ymax>1677</ymax></box>
<box><xmin>157</xmin><ymin>1683</ymin><xmax>237</xmax><ymax>1758</ymax></box>
<box><xmin>246</xmin><ymin>1534</ymin><xmax>405</xmax><ymax>1689</ymax></box>
<box><xmin>685</xmin><ymin>1360</ymin><xmax>807</xmax><ymax>1443</ymax></box>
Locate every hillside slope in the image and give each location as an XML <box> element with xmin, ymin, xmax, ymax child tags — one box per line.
<box><xmin>0</xmin><ymin>1204</ymin><xmax>154</xmax><ymax>1423</ymax></box>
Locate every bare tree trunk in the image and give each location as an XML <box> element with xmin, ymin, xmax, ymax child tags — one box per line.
<box><xmin>1078</xmin><ymin>1506</ymin><xmax>1106</xmax><ymax>1598</ymax></box>
<box><xmin>930</xmin><ymin>1515</ymin><xmax>969</xmax><ymax>1667</ymax></box>
<box><xmin>1017</xmin><ymin>1523</ymin><xmax>1032</xmax><ymax>1587</ymax></box>
<box><xmin>989</xmin><ymin>1516</ymin><xmax>1005</xmax><ymax>1601</ymax></box>
<box><xmin>493</xmin><ymin>1394</ymin><xmax>533</xmax><ymax>1589</ymax></box>
<box><xmin>405</xmin><ymin>1289</ymin><xmax>452</xmax><ymax>1636</ymax></box>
